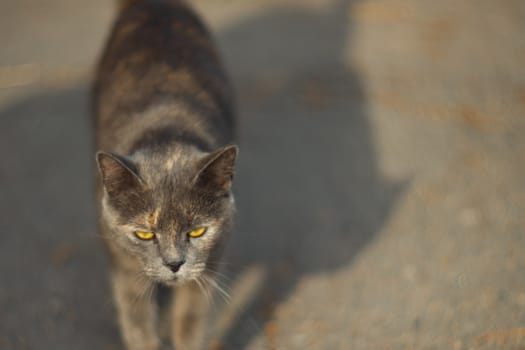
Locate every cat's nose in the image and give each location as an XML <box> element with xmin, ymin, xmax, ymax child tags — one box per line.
<box><xmin>165</xmin><ymin>259</ymin><xmax>185</xmax><ymax>273</ymax></box>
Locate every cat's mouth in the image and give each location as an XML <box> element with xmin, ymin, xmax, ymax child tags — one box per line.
<box><xmin>143</xmin><ymin>269</ymin><xmax>182</xmax><ymax>286</ymax></box>
<box><xmin>145</xmin><ymin>264</ymin><xmax>205</xmax><ymax>286</ymax></box>
<box><xmin>157</xmin><ymin>273</ymin><xmax>190</xmax><ymax>287</ymax></box>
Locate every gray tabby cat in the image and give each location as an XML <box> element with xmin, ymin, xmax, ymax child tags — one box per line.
<box><xmin>92</xmin><ymin>0</ymin><xmax>237</xmax><ymax>349</ymax></box>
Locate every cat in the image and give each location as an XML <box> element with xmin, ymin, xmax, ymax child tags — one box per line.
<box><xmin>92</xmin><ymin>0</ymin><xmax>237</xmax><ymax>349</ymax></box>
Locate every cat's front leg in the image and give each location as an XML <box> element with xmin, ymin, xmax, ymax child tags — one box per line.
<box><xmin>172</xmin><ymin>281</ymin><xmax>210</xmax><ymax>350</ymax></box>
<box><xmin>111</xmin><ymin>268</ymin><xmax>160</xmax><ymax>350</ymax></box>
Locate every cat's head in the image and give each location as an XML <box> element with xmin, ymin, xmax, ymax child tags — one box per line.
<box><xmin>96</xmin><ymin>145</ymin><xmax>238</xmax><ymax>286</ymax></box>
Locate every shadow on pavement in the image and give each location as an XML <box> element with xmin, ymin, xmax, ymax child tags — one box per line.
<box><xmin>218</xmin><ymin>0</ymin><xmax>406</xmax><ymax>347</ymax></box>
<box><xmin>0</xmin><ymin>87</ymin><xmax>119</xmax><ymax>349</ymax></box>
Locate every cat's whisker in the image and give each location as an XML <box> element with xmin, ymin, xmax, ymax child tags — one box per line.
<box><xmin>130</xmin><ymin>272</ymin><xmax>154</xmax><ymax>312</ymax></box>
<box><xmin>202</xmin><ymin>277</ymin><xmax>215</xmax><ymax>306</ymax></box>
<box><xmin>145</xmin><ymin>281</ymin><xmax>155</xmax><ymax>303</ymax></box>
<box><xmin>205</xmin><ymin>267</ymin><xmax>233</xmax><ymax>283</ymax></box>
<box><xmin>131</xmin><ymin>282</ymin><xmax>146</xmax><ymax>309</ymax></box>
<box><xmin>204</xmin><ymin>268</ymin><xmax>234</xmax><ymax>295</ymax></box>
<box><xmin>194</xmin><ymin>276</ymin><xmax>212</xmax><ymax>306</ymax></box>
<box><xmin>203</xmin><ymin>274</ymin><xmax>231</xmax><ymax>305</ymax></box>
<box><xmin>194</xmin><ymin>277</ymin><xmax>206</xmax><ymax>300</ymax></box>
<box><xmin>202</xmin><ymin>275</ymin><xmax>222</xmax><ymax>313</ymax></box>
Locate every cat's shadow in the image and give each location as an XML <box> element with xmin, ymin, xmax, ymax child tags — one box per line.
<box><xmin>216</xmin><ymin>0</ymin><xmax>406</xmax><ymax>348</ymax></box>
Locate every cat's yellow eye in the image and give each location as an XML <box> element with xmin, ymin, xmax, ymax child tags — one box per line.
<box><xmin>134</xmin><ymin>231</ymin><xmax>156</xmax><ymax>241</ymax></box>
<box><xmin>188</xmin><ymin>227</ymin><xmax>206</xmax><ymax>238</ymax></box>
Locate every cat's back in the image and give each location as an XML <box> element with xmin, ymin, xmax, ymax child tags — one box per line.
<box><xmin>93</xmin><ymin>0</ymin><xmax>234</xmax><ymax>153</ymax></box>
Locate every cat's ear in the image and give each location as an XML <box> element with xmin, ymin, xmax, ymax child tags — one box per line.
<box><xmin>193</xmin><ymin>145</ymin><xmax>238</xmax><ymax>195</ymax></box>
<box><xmin>96</xmin><ymin>151</ymin><xmax>144</xmax><ymax>196</ymax></box>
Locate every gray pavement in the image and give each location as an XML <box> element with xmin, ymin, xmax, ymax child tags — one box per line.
<box><xmin>1</xmin><ymin>0</ymin><xmax>524</xmax><ymax>349</ymax></box>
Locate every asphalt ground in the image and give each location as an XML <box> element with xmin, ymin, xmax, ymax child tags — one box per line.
<box><xmin>1</xmin><ymin>1</ymin><xmax>524</xmax><ymax>349</ymax></box>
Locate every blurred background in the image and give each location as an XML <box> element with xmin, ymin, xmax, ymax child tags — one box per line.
<box><xmin>1</xmin><ymin>0</ymin><xmax>524</xmax><ymax>349</ymax></box>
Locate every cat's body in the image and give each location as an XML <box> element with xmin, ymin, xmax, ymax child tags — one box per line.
<box><xmin>92</xmin><ymin>1</ymin><xmax>237</xmax><ymax>349</ymax></box>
